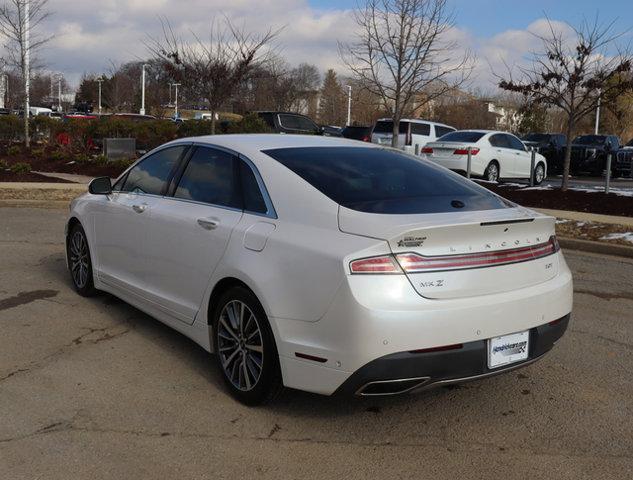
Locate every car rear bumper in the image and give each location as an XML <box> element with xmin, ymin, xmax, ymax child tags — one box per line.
<box><xmin>335</xmin><ymin>314</ymin><xmax>569</xmax><ymax>396</ymax></box>
<box><xmin>273</xmin><ymin>253</ymin><xmax>573</xmax><ymax>396</ymax></box>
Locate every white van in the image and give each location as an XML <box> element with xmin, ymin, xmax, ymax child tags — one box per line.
<box><xmin>29</xmin><ymin>106</ymin><xmax>53</xmax><ymax>117</ymax></box>
<box><xmin>371</xmin><ymin>118</ymin><xmax>456</xmax><ymax>155</ymax></box>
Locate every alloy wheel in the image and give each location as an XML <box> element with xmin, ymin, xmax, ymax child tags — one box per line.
<box><xmin>217</xmin><ymin>300</ymin><xmax>264</xmax><ymax>392</ymax></box>
<box><xmin>487</xmin><ymin>164</ymin><xmax>499</xmax><ymax>182</ymax></box>
<box><xmin>69</xmin><ymin>230</ymin><xmax>90</xmax><ymax>289</ymax></box>
<box><xmin>535</xmin><ymin>165</ymin><xmax>545</xmax><ymax>184</ymax></box>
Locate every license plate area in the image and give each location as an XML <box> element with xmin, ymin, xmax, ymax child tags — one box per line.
<box><xmin>487</xmin><ymin>330</ymin><xmax>529</xmax><ymax>369</ymax></box>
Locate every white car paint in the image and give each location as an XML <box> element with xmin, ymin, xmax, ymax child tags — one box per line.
<box><xmin>371</xmin><ymin>118</ymin><xmax>456</xmax><ymax>155</ymax></box>
<box><xmin>423</xmin><ymin>130</ymin><xmax>548</xmax><ymax>182</ymax></box>
<box><xmin>67</xmin><ymin>134</ymin><xmax>572</xmax><ymax>397</ymax></box>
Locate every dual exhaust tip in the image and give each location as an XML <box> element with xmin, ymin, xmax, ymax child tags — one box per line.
<box><xmin>356</xmin><ymin>377</ymin><xmax>431</xmax><ymax>396</ymax></box>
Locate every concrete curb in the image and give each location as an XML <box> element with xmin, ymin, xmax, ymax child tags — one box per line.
<box><xmin>559</xmin><ymin>237</ymin><xmax>633</xmax><ymax>259</ymax></box>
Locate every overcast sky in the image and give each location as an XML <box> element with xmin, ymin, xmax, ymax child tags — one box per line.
<box><xmin>37</xmin><ymin>0</ymin><xmax>630</xmax><ymax>91</ymax></box>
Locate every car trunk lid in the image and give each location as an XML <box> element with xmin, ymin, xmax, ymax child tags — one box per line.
<box><xmin>340</xmin><ymin>206</ymin><xmax>559</xmax><ymax>299</ymax></box>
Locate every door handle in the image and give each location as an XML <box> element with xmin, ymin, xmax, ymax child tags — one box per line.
<box><xmin>132</xmin><ymin>204</ymin><xmax>147</xmax><ymax>213</ymax></box>
<box><xmin>197</xmin><ymin>218</ymin><xmax>219</xmax><ymax>230</ymax></box>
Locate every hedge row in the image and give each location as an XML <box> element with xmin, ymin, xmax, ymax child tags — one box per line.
<box><xmin>0</xmin><ymin>113</ymin><xmax>271</xmax><ymax>152</ymax></box>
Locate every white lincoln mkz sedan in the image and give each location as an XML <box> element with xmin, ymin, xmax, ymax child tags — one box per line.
<box><xmin>66</xmin><ymin>134</ymin><xmax>572</xmax><ymax>404</ymax></box>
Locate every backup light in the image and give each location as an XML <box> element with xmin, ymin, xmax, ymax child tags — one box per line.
<box><xmin>453</xmin><ymin>147</ymin><xmax>480</xmax><ymax>155</ymax></box>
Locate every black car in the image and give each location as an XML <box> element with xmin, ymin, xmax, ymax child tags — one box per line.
<box><xmin>341</xmin><ymin>125</ymin><xmax>372</xmax><ymax>142</ymax></box>
<box><xmin>522</xmin><ymin>133</ymin><xmax>567</xmax><ymax>174</ymax></box>
<box><xmin>615</xmin><ymin>138</ymin><xmax>633</xmax><ymax>178</ymax></box>
<box><xmin>570</xmin><ymin>134</ymin><xmax>620</xmax><ymax>176</ymax></box>
<box><xmin>255</xmin><ymin>111</ymin><xmax>340</xmax><ymax>136</ymax></box>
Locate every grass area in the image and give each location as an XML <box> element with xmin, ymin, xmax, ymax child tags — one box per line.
<box><xmin>556</xmin><ymin>219</ymin><xmax>633</xmax><ymax>246</ymax></box>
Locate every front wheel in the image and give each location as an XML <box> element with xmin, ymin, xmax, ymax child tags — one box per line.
<box><xmin>67</xmin><ymin>224</ymin><xmax>96</xmax><ymax>297</ymax></box>
<box><xmin>212</xmin><ymin>286</ymin><xmax>283</xmax><ymax>406</ymax></box>
<box><xmin>533</xmin><ymin>163</ymin><xmax>545</xmax><ymax>185</ymax></box>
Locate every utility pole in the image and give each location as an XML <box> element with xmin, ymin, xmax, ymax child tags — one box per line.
<box><xmin>57</xmin><ymin>75</ymin><xmax>62</xmax><ymax>111</ymax></box>
<box><xmin>172</xmin><ymin>82</ymin><xmax>181</xmax><ymax>119</ymax></box>
<box><xmin>594</xmin><ymin>89</ymin><xmax>601</xmax><ymax>135</ymax></box>
<box><xmin>96</xmin><ymin>77</ymin><xmax>103</xmax><ymax>115</ymax></box>
<box><xmin>346</xmin><ymin>84</ymin><xmax>352</xmax><ymax>126</ymax></box>
<box><xmin>24</xmin><ymin>0</ymin><xmax>31</xmax><ymax>147</ymax></box>
<box><xmin>140</xmin><ymin>64</ymin><xmax>146</xmax><ymax>115</ymax></box>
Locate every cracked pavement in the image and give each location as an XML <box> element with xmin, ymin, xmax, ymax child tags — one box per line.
<box><xmin>1</xmin><ymin>207</ymin><xmax>632</xmax><ymax>479</ymax></box>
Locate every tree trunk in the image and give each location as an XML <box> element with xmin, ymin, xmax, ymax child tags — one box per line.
<box><xmin>562</xmin><ymin>119</ymin><xmax>575</xmax><ymax>191</ymax></box>
<box><xmin>210</xmin><ymin>110</ymin><xmax>216</xmax><ymax>135</ymax></box>
<box><xmin>391</xmin><ymin>117</ymin><xmax>400</xmax><ymax>148</ymax></box>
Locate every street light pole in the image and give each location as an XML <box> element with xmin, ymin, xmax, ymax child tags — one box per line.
<box><xmin>172</xmin><ymin>83</ymin><xmax>181</xmax><ymax>119</ymax></box>
<box><xmin>57</xmin><ymin>75</ymin><xmax>61</xmax><ymax>111</ymax></box>
<box><xmin>96</xmin><ymin>77</ymin><xmax>103</xmax><ymax>115</ymax></box>
<box><xmin>140</xmin><ymin>64</ymin><xmax>147</xmax><ymax>115</ymax></box>
<box><xmin>24</xmin><ymin>0</ymin><xmax>31</xmax><ymax>147</ymax></box>
<box><xmin>594</xmin><ymin>89</ymin><xmax>601</xmax><ymax>135</ymax></box>
<box><xmin>346</xmin><ymin>84</ymin><xmax>352</xmax><ymax>126</ymax></box>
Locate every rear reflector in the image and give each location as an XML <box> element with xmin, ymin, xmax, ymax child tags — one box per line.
<box><xmin>395</xmin><ymin>236</ymin><xmax>559</xmax><ymax>273</ymax></box>
<box><xmin>295</xmin><ymin>352</ymin><xmax>328</xmax><ymax>363</ymax></box>
<box><xmin>454</xmin><ymin>147</ymin><xmax>480</xmax><ymax>155</ymax></box>
<box><xmin>410</xmin><ymin>343</ymin><xmax>463</xmax><ymax>354</ymax></box>
<box><xmin>421</xmin><ymin>146</ymin><xmax>433</xmax><ymax>154</ymax></box>
<box><xmin>350</xmin><ymin>255</ymin><xmax>402</xmax><ymax>274</ymax></box>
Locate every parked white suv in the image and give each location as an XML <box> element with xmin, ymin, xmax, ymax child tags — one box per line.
<box><xmin>371</xmin><ymin>118</ymin><xmax>456</xmax><ymax>155</ymax></box>
<box><xmin>422</xmin><ymin>130</ymin><xmax>547</xmax><ymax>184</ymax></box>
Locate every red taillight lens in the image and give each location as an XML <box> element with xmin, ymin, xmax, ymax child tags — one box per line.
<box><xmin>349</xmin><ymin>255</ymin><xmax>402</xmax><ymax>274</ymax></box>
<box><xmin>395</xmin><ymin>236</ymin><xmax>559</xmax><ymax>273</ymax></box>
<box><xmin>362</xmin><ymin>135</ymin><xmax>370</xmax><ymax>142</ymax></box>
<box><xmin>453</xmin><ymin>147</ymin><xmax>480</xmax><ymax>155</ymax></box>
<box><xmin>421</xmin><ymin>146</ymin><xmax>434</xmax><ymax>154</ymax></box>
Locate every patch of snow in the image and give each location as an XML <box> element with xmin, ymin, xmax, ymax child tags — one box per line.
<box><xmin>600</xmin><ymin>232</ymin><xmax>633</xmax><ymax>244</ymax></box>
<box><xmin>555</xmin><ymin>219</ymin><xmax>570</xmax><ymax>224</ymax></box>
<box><xmin>576</xmin><ymin>222</ymin><xmax>586</xmax><ymax>227</ymax></box>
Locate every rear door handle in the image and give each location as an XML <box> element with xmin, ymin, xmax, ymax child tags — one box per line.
<box><xmin>197</xmin><ymin>218</ymin><xmax>219</xmax><ymax>230</ymax></box>
<box><xmin>132</xmin><ymin>204</ymin><xmax>147</xmax><ymax>213</ymax></box>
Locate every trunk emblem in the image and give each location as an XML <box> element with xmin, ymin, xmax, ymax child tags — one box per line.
<box><xmin>397</xmin><ymin>236</ymin><xmax>427</xmax><ymax>247</ymax></box>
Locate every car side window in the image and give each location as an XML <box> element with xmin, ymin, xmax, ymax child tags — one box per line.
<box><xmin>279</xmin><ymin>114</ymin><xmax>317</xmax><ymax>132</ymax></box>
<box><xmin>489</xmin><ymin>134</ymin><xmax>507</xmax><ymax>148</ymax></box>
<box><xmin>121</xmin><ymin>146</ymin><xmax>186</xmax><ymax>195</ymax></box>
<box><xmin>174</xmin><ymin>147</ymin><xmax>241</xmax><ymax>208</ymax></box>
<box><xmin>434</xmin><ymin>126</ymin><xmax>454</xmax><ymax>138</ymax></box>
<box><xmin>239</xmin><ymin>161</ymin><xmax>268</xmax><ymax>214</ymax></box>
<box><xmin>507</xmin><ymin>135</ymin><xmax>526</xmax><ymax>151</ymax></box>
<box><xmin>410</xmin><ymin>123</ymin><xmax>430</xmax><ymax>136</ymax></box>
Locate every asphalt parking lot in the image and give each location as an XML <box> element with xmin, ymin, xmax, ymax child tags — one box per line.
<box><xmin>1</xmin><ymin>207</ymin><xmax>632</xmax><ymax>479</ymax></box>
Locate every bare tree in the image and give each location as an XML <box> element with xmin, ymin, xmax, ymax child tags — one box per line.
<box><xmin>340</xmin><ymin>0</ymin><xmax>472</xmax><ymax>147</ymax></box>
<box><xmin>0</xmin><ymin>0</ymin><xmax>52</xmax><ymax>146</ymax></box>
<box><xmin>148</xmin><ymin>17</ymin><xmax>280</xmax><ymax>133</ymax></box>
<box><xmin>499</xmin><ymin>18</ymin><xmax>633</xmax><ymax>190</ymax></box>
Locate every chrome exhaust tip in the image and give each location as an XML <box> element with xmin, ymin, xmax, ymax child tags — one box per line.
<box><xmin>356</xmin><ymin>377</ymin><xmax>431</xmax><ymax>396</ymax></box>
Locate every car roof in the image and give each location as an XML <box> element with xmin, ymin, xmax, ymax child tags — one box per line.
<box><xmin>167</xmin><ymin>134</ymin><xmax>377</xmax><ymax>153</ymax></box>
<box><xmin>375</xmin><ymin>118</ymin><xmax>454</xmax><ymax>128</ymax></box>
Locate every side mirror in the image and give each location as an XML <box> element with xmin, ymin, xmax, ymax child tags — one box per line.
<box><xmin>88</xmin><ymin>176</ymin><xmax>112</xmax><ymax>195</ymax></box>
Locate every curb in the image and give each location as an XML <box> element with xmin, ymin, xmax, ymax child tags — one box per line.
<box><xmin>559</xmin><ymin>237</ymin><xmax>633</xmax><ymax>259</ymax></box>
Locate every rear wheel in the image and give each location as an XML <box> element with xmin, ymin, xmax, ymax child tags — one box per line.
<box><xmin>534</xmin><ymin>163</ymin><xmax>545</xmax><ymax>185</ymax></box>
<box><xmin>67</xmin><ymin>224</ymin><xmax>96</xmax><ymax>297</ymax></box>
<box><xmin>212</xmin><ymin>286</ymin><xmax>283</xmax><ymax>406</ymax></box>
<box><xmin>484</xmin><ymin>161</ymin><xmax>500</xmax><ymax>182</ymax></box>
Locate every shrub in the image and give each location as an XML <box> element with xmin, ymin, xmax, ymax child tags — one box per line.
<box><xmin>74</xmin><ymin>153</ymin><xmax>91</xmax><ymax>164</ymax></box>
<box><xmin>93</xmin><ymin>154</ymin><xmax>109</xmax><ymax>166</ymax></box>
<box><xmin>225</xmin><ymin>113</ymin><xmax>271</xmax><ymax>134</ymax></box>
<box><xmin>113</xmin><ymin>157</ymin><xmax>136</xmax><ymax>169</ymax></box>
<box><xmin>0</xmin><ymin>159</ymin><xmax>8</xmax><ymax>169</ymax></box>
<box><xmin>0</xmin><ymin>116</ymin><xmax>23</xmax><ymax>142</ymax></box>
<box><xmin>177</xmin><ymin>119</ymin><xmax>215</xmax><ymax>138</ymax></box>
<box><xmin>31</xmin><ymin>147</ymin><xmax>45</xmax><ymax>157</ymax></box>
<box><xmin>10</xmin><ymin>162</ymin><xmax>31</xmax><ymax>174</ymax></box>
<box><xmin>50</xmin><ymin>149</ymin><xmax>66</xmax><ymax>161</ymax></box>
<box><xmin>7</xmin><ymin>145</ymin><xmax>21</xmax><ymax>156</ymax></box>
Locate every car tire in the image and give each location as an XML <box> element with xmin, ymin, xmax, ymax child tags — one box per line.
<box><xmin>534</xmin><ymin>163</ymin><xmax>545</xmax><ymax>185</ymax></box>
<box><xmin>484</xmin><ymin>161</ymin><xmax>500</xmax><ymax>182</ymax></box>
<box><xmin>67</xmin><ymin>223</ymin><xmax>97</xmax><ymax>297</ymax></box>
<box><xmin>212</xmin><ymin>286</ymin><xmax>283</xmax><ymax>406</ymax></box>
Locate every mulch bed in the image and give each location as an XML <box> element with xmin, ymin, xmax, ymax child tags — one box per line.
<box><xmin>479</xmin><ymin>182</ymin><xmax>633</xmax><ymax>218</ymax></box>
<box><xmin>0</xmin><ymin>144</ymin><xmax>131</xmax><ymax>178</ymax></box>
<box><xmin>0</xmin><ymin>171</ymin><xmax>74</xmax><ymax>183</ymax></box>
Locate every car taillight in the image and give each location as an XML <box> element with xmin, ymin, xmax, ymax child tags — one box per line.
<box><xmin>349</xmin><ymin>255</ymin><xmax>402</xmax><ymax>274</ymax></box>
<box><xmin>453</xmin><ymin>147</ymin><xmax>480</xmax><ymax>155</ymax></box>
<box><xmin>395</xmin><ymin>236</ymin><xmax>560</xmax><ymax>273</ymax></box>
<box><xmin>362</xmin><ymin>135</ymin><xmax>370</xmax><ymax>142</ymax></box>
<box><xmin>421</xmin><ymin>147</ymin><xmax>433</xmax><ymax>154</ymax></box>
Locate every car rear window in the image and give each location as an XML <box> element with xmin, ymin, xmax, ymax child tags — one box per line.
<box><xmin>263</xmin><ymin>147</ymin><xmax>511</xmax><ymax>214</ymax></box>
<box><xmin>437</xmin><ymin>131</ymin><xmax>485</xmax><ymax>143</ymax></box>
<box><xmin>373</xmin><ymin>121</ymin><xmax>408</xmax><ymax>134</ymax></box>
